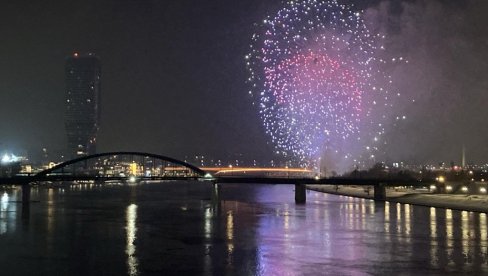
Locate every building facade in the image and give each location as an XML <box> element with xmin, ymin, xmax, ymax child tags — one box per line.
<box><xmin>65</xmin><ymin>53</ymin><xmax>101</xmax><ymax>158</ymax></box>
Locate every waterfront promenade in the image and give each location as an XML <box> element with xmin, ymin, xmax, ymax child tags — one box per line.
<box><xmin>308</xmin><ymin>185</ymin><xmax>488</xmax><ymax>213</ymax></box>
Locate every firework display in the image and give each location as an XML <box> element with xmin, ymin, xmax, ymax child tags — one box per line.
<box><xmin>247</xmin><ymin>0</ymin><xmax>401</xmax><ymax>172</ymax></box>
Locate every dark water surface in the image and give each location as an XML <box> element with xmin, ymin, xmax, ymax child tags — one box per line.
<box><xmin>0</xmin><ymin>182</ymin><xmax>486</xmax><ymax>275</ymax></box>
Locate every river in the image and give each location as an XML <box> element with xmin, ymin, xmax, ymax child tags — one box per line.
<box><xmin>0</xmin><ymin>182</ymin><xmax>486</xmax><ymax>275</ymax></box>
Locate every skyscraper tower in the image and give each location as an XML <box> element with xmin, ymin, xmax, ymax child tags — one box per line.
<box><xmin>65</xmin><ymin>52</ymin><xmax>101</xmax><ymax>158</ymax></box>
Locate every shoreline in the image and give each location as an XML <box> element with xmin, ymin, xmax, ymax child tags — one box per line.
<box><xmin>307</xmin><ymin>185</ymin><xmax>488</xmax><ymax>213</ymax></box>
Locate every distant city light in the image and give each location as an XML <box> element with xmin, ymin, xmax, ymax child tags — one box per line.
<box><xmin>1</xmin><ymin>154</ymin><xmax>19</xmax><ymax>164</ymax></box>
<box><xmin>446</xmin><ymin>185</ymin><xmax>453</xmax><ymax>191</ymax></box>
<box><xmin>461</xmin><ymin>186</ymin><xmax>468</xmax><ymax>192</ymax></box>
<box><xmin>480</xmin><ymin>187</ymin><xmax>487</xmax><ymax>193</ymax></box>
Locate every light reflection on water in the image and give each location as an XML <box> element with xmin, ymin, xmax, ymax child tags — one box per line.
<box><xmin>203</xmin><ymin>207</ymin><xmax>212</xmax><ymax>275</ymax></box>
<box><xmin>481</xmin><ymin>213</ymin><xmax>488</xmax><ymax>258</ymax></box>
<box><xmin>462</xmin><ymin>211</ymin><xmax>469</xmax><ymax>265</ymax></box>
<box><xmin>0</xmin><ymin>183</ymin><xmax>486</xmax><ymax>275</ymax></box>
<box><xmin>0</xmin><ymin>192</ymin><xmax>10</xmax><ymax>235</ymax></box>
<box><xmin>430</xmin><ymin>207</ymin><xmax>437</xmax><ymax>267</ymax></box>
<box><xmin>47</xmin><ymin>188</ymin><xmax>55</xmax><ymax>234</ymax></box>
<box><xmin>1</xmin><ymin>192</ymin><xmax>9</xmax><ymax>210</ymax></box>
<box><xmin>405</xmin><ymin>204</ymin><xmax>411</xmax><ymax>237</ymax></box>
<box><xmin>250</xmin><ymin>189</ymin><xmax>488</xmax><ymax>275</ymax></box>
<box><xmin>226</xmin><ymin>210</ymin><xmax>234</xmax><ymax>266</ymax></box>
<box><xmin>0</xmin><ymin>189</ymin><xmax>16</xmax><ymax>235</ymax></box>
<box><xmin>446</xmin><ymin>208</ymin><xmax>454</xmax><ymax>267</ymax></box>
<box><xmin>126</xmin><ymin>203</ymin><xmax>138</xmax><ymax>276</ymax></box>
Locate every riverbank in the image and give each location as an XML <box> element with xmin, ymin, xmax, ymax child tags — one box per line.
<box><xmin>307</xmin><ymin>185</ymin><xmax>488</xmax><ymax>213</ymax></box>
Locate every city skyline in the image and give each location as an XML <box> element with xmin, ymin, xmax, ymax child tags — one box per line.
<box><xmin>1</xmin><ymin>0</ymin><xmax>488</xmax><ymax>166</ymax></box>
<box><xmin>0</xmin><ymin>1</ymin><xmax>488</xmax><ymax>274</ymax></box>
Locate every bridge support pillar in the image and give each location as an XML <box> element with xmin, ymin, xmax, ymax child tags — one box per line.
<box><xmin>21</xmin><ymin>184</ymin><xmax>31</xmax><ymax>204</ymax></box>
<box><xmin>374</xmin><ymin>183</ymin><xmax>386</xmax><ymax>201</ymax></box>
<box><xmin>295</xmin><ymin>184</ymin><xmax>306</xmax><ymax>204</ymax></box>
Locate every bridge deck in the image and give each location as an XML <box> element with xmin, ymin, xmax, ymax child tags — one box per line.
<box><xmin>213</xmin><ymin>177</ymin><xmax>430</xmax><ymax>186</ymax></box>
<box><xmin>0</xmin><ymin>175</ymin><xmax>431</xmax><ymax>186</ymax></box>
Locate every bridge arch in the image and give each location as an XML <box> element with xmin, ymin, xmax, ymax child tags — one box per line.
<box><xmin>35</xmin><ymin>151</ymin><xmax>205</xmax><ymax>178</ymax></box>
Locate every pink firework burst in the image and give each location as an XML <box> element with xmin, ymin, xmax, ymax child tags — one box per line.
<box><xmin>247</xmin><ymin>0</ymin><xmax>399</xmax><ymax>172</ymax></box>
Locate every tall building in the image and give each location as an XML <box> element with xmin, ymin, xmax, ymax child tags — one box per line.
<box><xmin>65</xmin><ymin>52</ymin><xmax>101</xmax><ymax>158</ymax></box>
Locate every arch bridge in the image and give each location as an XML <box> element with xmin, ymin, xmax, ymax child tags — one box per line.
<box><xmin>10</xmin><ymin>151</ymin><xmax>432</xmax><ymax>205</ymax></box>
<box><xmin>34</xmin><ymin>151</ymin><xmax>206</xmax><ymax>182</ymax></box>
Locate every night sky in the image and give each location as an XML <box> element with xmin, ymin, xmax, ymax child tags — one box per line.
<box><xmin>1</xmin><ymin>0</ymin><xmax>487</xmax><ymax>165</ymax></box>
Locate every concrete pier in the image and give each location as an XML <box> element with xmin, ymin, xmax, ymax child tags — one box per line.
<box><xmin>21</xmin><ymin>184</ymin><xmax>31</xmax><ymax>204</ymax></box>
<box><xmin>21</xmin><ymin>183</ymin><xmax>31</xmax><ymax>220</ymax></box>
<box><xmin>295</xmin><ymin>184</ymin><xmax>306</xmax><ymax>204</ymax></box>
<box><xmin>374</xmin><ymin>183</ymin><xmax>386</xmax><ymax>201</ymax></box>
